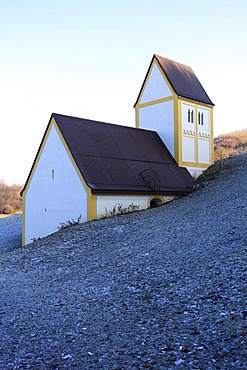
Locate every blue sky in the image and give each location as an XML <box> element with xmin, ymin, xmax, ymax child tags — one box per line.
<box><xmin>1</xmin><ymin>0</ymin><xmax>247</xmax><ymax>184</ymax></box>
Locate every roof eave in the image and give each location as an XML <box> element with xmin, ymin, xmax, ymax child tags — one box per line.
<box><xmin>21</xmin><ymin>113</ymin><xmax>55</xmax><ymax>196</ymax></box>
<box><xmin>177</xmin><ymin>95</ymin><xmax>215</xmax><ymax>106</ymax></box>
<box><xmin>91</xmin><ymin>188</ymin><xmax>193</xmax><ymax>196</ymax></box>
<box><xmin>133</xmin><ymin>54</ymin><xmax>156</xmax><ymax>108</ymax></box>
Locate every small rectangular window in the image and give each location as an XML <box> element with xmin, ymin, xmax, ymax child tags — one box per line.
<box><xmin>201</xmin><ymin>112</ymin><xmax>204</xmax><ymax>125</ymax></box>
<box><xmin>188</xmin><ymin>109</ymin><xmax>190</xmax><ymax>123</ymax></box>
<box><xmin>191</xmin><ymin>110</ymin><xmax>194</xmax><ymax>123</ymax></box>
<box><xmin>198</xmin><ymin>112</ymin><xmax>201</xmax><ymax>125</ymax></box>
<box><xmin>52</xmin><ymin>169</ymin><xmax>55</xmax><ymax>179</ymax></box>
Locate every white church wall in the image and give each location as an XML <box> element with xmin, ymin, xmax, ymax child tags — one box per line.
<box><xmin>24</xmin><ymin>124</ymin><xmax>87</xmax><ymax>245</ymax></box>
<box><xmin>182</xmin><ymin>102</ymin><xmax>196</xmax><ymax>132</ymax></box>
<box><xmin>139</xmin><ymin>100</ymin><xmax>174</xmax><ymax>156</ymax></box>
<box><xmin>96</xmin><ymin>195</ymin><xmax>150</xmax><ymax>219</ymax></box>
<box><xmin>96</xmin><ymin>195</ymin><xmax>175</xmax><ymax>219</ymax></box>
<box><xmin>198</xmin><ymin>138</ymin><xmax>210</xmax><ymax>164</ymax></box>
<box><xmin>140</xmin><ymin>63</ymin><xmax>172</xmax><ymax>104</ymax></box>
<box><xmin>182</xmin><ymin>136</ymin><xmax>196</xmax><ymax>162</ymax></box>
<box><xmin>182</xmin><ymin>102</ymin><xmax>196</xmax><ymax>163</ymax></box>
<box><xmin>198</xmin><ymin>107</ymin><xmax>210</xmax><ymax>134</ymax></box>
<box><xmin>186</xmin><ymin>167</ymin><xmax>204</xmax><ymax>178</ymax></box>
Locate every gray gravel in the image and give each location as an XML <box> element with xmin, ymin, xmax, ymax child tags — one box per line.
<box><xmin>0</xmin><ymin>214</ymin><xmax>22</xmax><ymax>254</ymax></box>
<box><xmin>0</xmin><ymin>154</ymin><xmax>247</xmax><ymax>369</ymax></box>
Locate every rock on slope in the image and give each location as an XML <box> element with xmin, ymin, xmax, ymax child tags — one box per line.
<box><xmin>0</xmin><ymin>154</ymin><xmax>246</xmax><ymax>369</ymax></box>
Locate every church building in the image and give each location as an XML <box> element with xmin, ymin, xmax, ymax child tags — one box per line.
<box><xmin>21</xmin><ymin>54</ymin><xmax>214</xmax><ymax>245</ymax></box>
<box><xmin>135</xmin><ymin>54</ymin><xmax>214</xmax><ymax>177</ymax></box>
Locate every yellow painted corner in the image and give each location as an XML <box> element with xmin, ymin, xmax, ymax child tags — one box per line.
<box><xmin>175</xmin><ymin>98</ymin><xmax>182</xmax><ymax>166</ymax></box>
<box><xmin>195</xmin><ymin>105</ymin><xmax>199</xmax><ymax>163</ymax></box>
<box><xmin>210</xmin><ymin>108</ymin><xmax>214</xmax><ymax>164</ymax></box>
<box><xmin>21</xmin><ymin>197</ymin><xmax>26</xmax><ymax>246</ymax></box>
<box><xmin>154</xmin><ymin>59</ymin><xmax>175</xmax><ymax>98</ymax></box>
<box><xmin>136</xmin><ymin>60</ymin><xmax>156</xmax><ymax>105</ymax></box>
<box><xmin>21</xmin><ymin>118</ymin><xmax>56</xmax><ymax>247</ymax></box>
<box><xmin>87</xmin><ymin>193</ymin><xmax>97</xmax><ymax>221</ymax></box>
<box><xmin>135</xmin><ymin>107</ymin><xmax>139</xmax><ymax>128</ymax></box>
<box><xmin>53</xmin><ymin>120</ymin><xmax>92</xmax><ymax>198</ymax></box>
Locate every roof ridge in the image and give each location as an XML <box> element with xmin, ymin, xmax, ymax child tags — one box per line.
<box><xmin>53</xmin><ymin>112</ymin><xmax>163</xmax><ymax>135</ymax></box>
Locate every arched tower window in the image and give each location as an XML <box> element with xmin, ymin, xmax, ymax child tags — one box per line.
<box><xmin>188</xmin><ymin>109</ymin><xmax>191</xmax><ymax>123</ymax></box>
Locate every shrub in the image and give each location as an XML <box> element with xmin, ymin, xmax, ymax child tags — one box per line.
<box><xmin>0</xmin><ymin>179</ymin><xmax>22</xmax><ymax>214</ymax></box>
<box><xmin>214</xmin><ymin>130</ymin><xmax>247</xmax><ymax>161</ymax></box>
<box><xmin>2</xmin><ymin>204</ymin><xmax>15</xmax><ymax>215</ymax></box>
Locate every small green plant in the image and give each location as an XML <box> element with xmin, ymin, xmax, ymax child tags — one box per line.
<box><xmin>105</xmin><ymin>203</ymin><xmax>140</xmax><ymax>217</ymax></box>
<box><xmin>31</xmin><ymin>237</ymin><xmax>41</xmax><ymax>243</ymax></box>
<box><xmin>58</xmin><ymin>215</ymin><xmax>82</xmax><ymax>230</ymax></box>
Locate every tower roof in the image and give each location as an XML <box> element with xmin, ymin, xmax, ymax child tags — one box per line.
<box><xmin>135</xmin><ymin>54</ymin><xmax>214</xmax><ymax>106</ymax></box>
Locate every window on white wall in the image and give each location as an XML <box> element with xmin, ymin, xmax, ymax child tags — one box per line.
<box><xmin>182</xmin><ymin>103</ymin><xmax>195</xmax><ymax>130</ymax></box>
<box><xmin>198</xmin><ymin>112</ymin><xmax>204</xmax><ymax>125</ymax></box>
<box><xmin>187</xmin><ymin>108</ymin><xmax>194</xmax><ymax>124</ymax></box>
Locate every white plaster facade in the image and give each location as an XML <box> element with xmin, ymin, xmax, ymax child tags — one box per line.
<box><xmin>138</xmin><ymin>101</ymin><xmax>174</xmax><ymax>156</ymax></box>
<box><xmin>186</xmin><ymin>167</ymin><xmax>204</xmax><ymax>178</ymax></box>
<box><xmin>182</xmin><ymin>102</ymin><xmax>211</xmax><ymax>165</ymax></box>
<box><xmin>97</xmin><ymin>195</ymin><xmax>152</xmax><ymax>218</ymax></box>
<box><xmin>182</xmin><ymin>102</ymin><xmax>196</xmax><ymax>163</ymax></box>
<box><xmin>96</xmin><ymin>195</ymin><xmax>174</xmax><ymax>219</ymax></box>
<box><xmin>23</xmin><ymin>124</ymin><xmax>87</xmax><ymax>245</ymax></box>
<box><xmin>140</xmin><ymin>63</ymin><xmax>172</xmax><ymax>104</ymax></box>
<box><xmin>198</xmin><ymin>106</ymin><xmax>211</xmax><ymax>164</ymax></box>
<box><xmin>135</xmin><ymin>56</ymin><xmax>214</xmax><ymax>177</ymax></box>
<box><xmin>137</xmin><ymin>61</ymin><xmax>175</xmax><ymax>156</ymax></box>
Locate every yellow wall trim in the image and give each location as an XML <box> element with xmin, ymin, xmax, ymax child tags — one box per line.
<box><xmin>136</xmin><ymin>59</ymin><xmax>175</xmax><ymax>106</ymax></box>
<box><xmin>136</xmin><ymin>95</ymin><xmax>174</xmax><ymax>108</ymax></box>
<box><xmin>22</xmin><ymin>198</ymin><xmax>25</xmax><ymax>246</ymax></box>
<box><xmin>210</xmin><ymin>107</ymin><xmax>214</xmax><ymax>164</ymax></box>
<box><xmin>21</xmin><ymin>120</ymin><xmax>55</xmax><ymax>246</ymax></box>
<box><xmin>178</xmin><ymin>97</ymin><xmax>213</xmax><ymax>108</ymax></box>
<box><xmin>135</xmin><ymin>107</ymin><xmax>139</xmax><ymax>129</ymax></box>
<box><xmin>176</xmin><ymin>97</ymin><xmax>182</xmax><ymax>165</ymax></box>
<box><xmin>154</xmin><ymin>59</ymin><xmax>176</xmax><ymax>98</ymax></box>
<box><xmin>195</xmin><ymin>105</ymin><xmax>199</xmax><ymax>163</ymax></box>
<box><xmin>53</xmin><ymin>120</ymin><xmax>90</xmax><ymax>192</ymax></box>
<box><xmin>183</xmin><ymin>133</ymin><xmax>196</xmax><ymax>138</ymax></box>
<box><xmin>88</xmin><ymin>194</ymin><xmax>97</xmax><ymax>221</ymax></box>
<box><xmin>53</xmin><ymin>120</ymin><xmax>97</xmax><ymax>221</ymax></box>
<box><xmin>181</xmin><ymin>161</ymin><xmax>210</xmax><ymax>169</ymax></box>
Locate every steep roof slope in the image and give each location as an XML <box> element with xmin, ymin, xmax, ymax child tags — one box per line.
<box><xmin>53</xmin><ymin>113</ymin><xmax>194</xmax><ymax>195</ymax></box>
<box><xmin>135</xmin><ymin>54</ymin><xmax>214</xmax><ymax>106</ymax></box>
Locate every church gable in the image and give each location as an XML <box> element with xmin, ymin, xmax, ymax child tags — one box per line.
<box><xmin>139</xmin><ymin>61</ymin><xmax>173</xmax><ymax>104</ymax></box>
<box><xmin>22</xmin><ymin>119</ymin><xmax>88</xmax><ymax>245</ymax></box>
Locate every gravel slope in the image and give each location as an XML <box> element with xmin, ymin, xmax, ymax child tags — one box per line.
<box><xmin>0</xmin><ymin>154</ymin><xmax>246</xmax><ymax>369</ymax></box>
<box><xmin>0</xmin><ymin>214</ymin><xmax>22</xmax><ymax>254</ymax></box>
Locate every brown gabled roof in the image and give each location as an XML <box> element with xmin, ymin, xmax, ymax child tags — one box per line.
<box><xmin>50</xmin><ymin>113</ymin><xmax>194</xmax><ymax>195</ymax></box>
<box><xmin>134</xmin><ymin>54</ymin><xmax>214</xmax><ymax>106</ymax></box>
